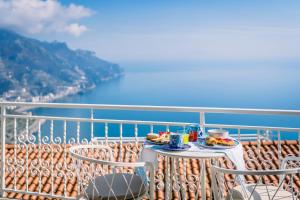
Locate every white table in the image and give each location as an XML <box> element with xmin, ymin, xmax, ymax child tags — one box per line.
<box><xmin>142</xmin><ymin>142</ymin><xmax>235</xmax><ymax>200</ymax></box>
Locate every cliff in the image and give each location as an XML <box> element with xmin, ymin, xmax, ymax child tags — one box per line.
<box><xmin>0</xmin><ymin>28</ymin><xmax>123</xmax><ymax>102</ymax></box>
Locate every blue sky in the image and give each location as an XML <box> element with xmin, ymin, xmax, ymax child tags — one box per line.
<box><xmin>1</xmin><ymin>0</ymin><xmax>300</xmax><ymax>63</ymax></box>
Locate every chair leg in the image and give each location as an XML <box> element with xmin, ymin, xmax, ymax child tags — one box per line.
<box><xmin>149</xmin><ymin>163</ymin><xmax>155</xmax><ymax>200</ymax></box>
<box><xmin>77</xmin><ymin>194</ymin><xmax>88</xmax><ymax>200</ymax></box>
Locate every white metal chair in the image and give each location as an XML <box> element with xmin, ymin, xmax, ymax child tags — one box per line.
<box><xmin>211</xmin><ymin>157</ymin><xmax>300</xmax><ymax>200</ymax></box>
<box><xmin>70</xmin><ymin>145</ymin><xmax>155</xmax><ymax>200</ymax></box>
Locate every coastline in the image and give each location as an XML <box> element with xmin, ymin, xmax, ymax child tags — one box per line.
<box><xmin>3</xmin><ymin>72</ymin><xmax>124</xmax><ymax>143</ymax></box>
<box><xmin>12</xmin><ymin>72</ymin><xmax>124</xmax><ymax>112</ymax></box>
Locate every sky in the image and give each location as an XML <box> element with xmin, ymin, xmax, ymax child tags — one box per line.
<box><xmin>0</xmin><ymin>0</ymin><xmax>300</xmax><ymax>63</ymax></box>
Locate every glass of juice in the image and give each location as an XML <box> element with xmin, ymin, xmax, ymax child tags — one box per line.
<box><xmin>177</xmin><ymin>129</ymin><xmax>189</xmax><ymax>144</ymax></box>
<box><xmin>187</xmin><ymin>125</ymin><xmax>201</xmax><ymax>142</ymax></box>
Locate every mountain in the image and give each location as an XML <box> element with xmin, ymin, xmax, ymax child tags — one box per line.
<box><xmin>0</xmin><ymin>28</ymin><xmax>123</xmax><ymax>102</ymax></box>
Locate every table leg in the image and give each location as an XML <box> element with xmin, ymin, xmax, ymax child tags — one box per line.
<box><xmin>201</xmin><ymin>159</ymin><xmax>206</xmax><ymax>200</ymax></box>
<box><xmin>170</xmin><ymin>157</ymin><xmax>175</xmax><ymax>200</ymax></box>
<box><xmin>165</xmin><ymin>156</ymin><xmax>171</xmax><ymax>200</ymax></box>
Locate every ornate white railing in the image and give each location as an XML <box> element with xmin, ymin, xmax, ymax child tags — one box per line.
<box><xmin>0</xmin><ymin>102</ymin><xmax>300</xmax><ymax>199</ymax></box>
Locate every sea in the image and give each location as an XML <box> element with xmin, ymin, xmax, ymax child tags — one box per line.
<box><xmin>33</xmin><ymin>61</ymin><xmax>300</xmax><ymax>141</ymax></box>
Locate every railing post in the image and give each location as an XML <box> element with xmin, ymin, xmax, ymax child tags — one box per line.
<box><xmin>200</xmin><ymin>112</ymin><xmax>205</xmax><ymax>133</ymax></box>
<box><xmin>90</xmin><ymin>108</ymin><xmax>94</xmax><ymax>140</ymax></box>
<box><xmin>0</xmin><ymin>105</ymin><xmax>6</xmax><ymax>197</ymax></box>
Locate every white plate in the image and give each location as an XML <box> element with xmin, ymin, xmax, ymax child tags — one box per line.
<box><xmin>198</xmin><ymin>138</ymin><xmax>239</xmax><ymax>149</ymax></box>
<box><xmin>145</xmin><ymin>139</ymin><xmax>169</xmax><ymax>145</ymax></box>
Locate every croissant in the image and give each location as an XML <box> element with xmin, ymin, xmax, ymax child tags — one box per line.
<box><xmin>205</xmin><ymin>137</ymin><xmax>217</xmax><ymax>146</ymax></box>
<box><xmin>146</xmin><ymin>133</ymin><xmax>159</xmax><ymax>140</ymax></box>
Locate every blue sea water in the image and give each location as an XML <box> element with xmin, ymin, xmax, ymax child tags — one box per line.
<box><xmin>33</xmin><ymin>61</ymin><xmax>300</xmax><ymax>140</ymax></box>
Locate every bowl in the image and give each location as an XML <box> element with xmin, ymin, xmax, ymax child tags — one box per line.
<box><xmin>207</xmin><ymin>129</ymin><xmax>229</xmax><ymax>138</ymax></box>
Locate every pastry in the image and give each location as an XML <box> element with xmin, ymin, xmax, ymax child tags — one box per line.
<box><xmin>146</xmin><ymin>133</ymin><xmax>159</xmax><ymax>140</ymax></box>
<box><xmin>205</xmin><ymin>137</ymin><xmax>217</xmax><ymax>146</ymax></box>
<box><xmin>146</xmin><ymin>133</ymin><xmax>170</xmax><ymax>144</ymax></box>
<box><xmin>152</xmin><ymin>137</ymin><xmax>169</xmax><ymax>144</ymax></box>
<box><xmin>205</xmin><ymin>136</ymin><xmax>235</xmax><ymax>146</ymax></box>
<box><xmin>216</xmin><ymin>138</ymin><xmax>235</xmax><ymax>146</ymax></box>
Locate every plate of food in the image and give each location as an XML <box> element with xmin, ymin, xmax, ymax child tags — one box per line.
<box><xmin>198</xmin><ymin>136</ymin><xmax>239</xmax><ymax>149</ymax></box>
<box><xmin>146</xmin><ymin>132</ymin><xmax>170</xmax><ymax>145</ymax></box>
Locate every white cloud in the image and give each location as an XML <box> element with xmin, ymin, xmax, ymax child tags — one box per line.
<box><xmin>0</xmin><ymin>0</ymin><xmax>92</xmax><ymax>36</ymax></box>
<box><xmin>65</xmin><ymin>23</ymin><xmax>87</xmax><ymax>37</ymax></box>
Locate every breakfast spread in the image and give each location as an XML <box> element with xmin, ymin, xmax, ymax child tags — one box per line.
<box><xmin>146</xmin><ymin>129</ymin><xmax>236</xmax><ymax>148</ymax></box>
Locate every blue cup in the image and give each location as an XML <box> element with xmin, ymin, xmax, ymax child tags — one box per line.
<box><xmin>169</xmin><ymin>132</ymin><xmax>184</xmax><ymax>148</ymax></box>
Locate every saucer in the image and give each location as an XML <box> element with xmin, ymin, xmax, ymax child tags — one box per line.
<box><xmin>161</xmin><ymin>144</ymin><xmax>191</xmax><ymax>151</ymax></box>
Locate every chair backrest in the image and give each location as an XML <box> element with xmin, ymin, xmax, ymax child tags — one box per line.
<box><xmin>280</xmin><ymin>156</ymin><xmax>300</xmax><ymax>170</ymax></box>
<box><xmin>70</xmin><ymin>144</ymin><xmax>154</xmax><ymax>200</ymax></box>
<box><xmin>211</xmin><ymin>162</ymin><xmax>300</xmax><ymax>200</ymax></box>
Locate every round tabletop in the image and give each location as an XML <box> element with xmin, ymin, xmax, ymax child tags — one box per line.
<box><xmin>146</xmin><ymin>142</ymin><xmax>226</xmax><ymax>159</ymax></box>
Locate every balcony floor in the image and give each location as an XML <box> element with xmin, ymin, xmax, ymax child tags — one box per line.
<box><xmin>2</xmin><ymin>140</ymin><xmax>300</xmax><ymax>200</ymax></box>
